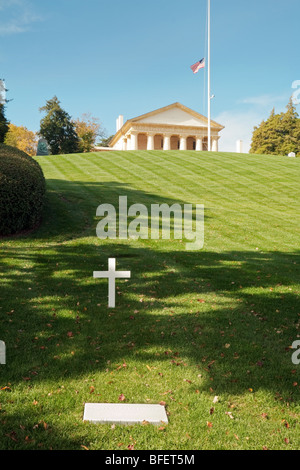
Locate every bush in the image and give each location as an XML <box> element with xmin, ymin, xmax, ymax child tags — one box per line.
<box><xmin>0</xmin><ymin>144</ymin><xmax>46</xmax><ymax>236</ymax></box>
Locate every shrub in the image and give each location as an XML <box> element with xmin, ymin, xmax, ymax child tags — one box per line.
<box><xmin>0</xmin><ymin>144</ymin><xmax>46</xmax><ymax>236</ymax></box>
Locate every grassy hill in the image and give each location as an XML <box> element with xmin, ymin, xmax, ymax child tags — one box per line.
<box><xmin>0</xmin><ymin>150</ymin><xmax>299</xmax><ymax>450</ymax></box>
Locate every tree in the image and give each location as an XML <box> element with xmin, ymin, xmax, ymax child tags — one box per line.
<box><xmin>250</xmin><ymin>98</ymin><xmax>300</xmax><ymax>156</ymax></box>
<box><xmin>98</xmin><ymin>135</ymin><xmax>114</xmax><ymax>148</ymax></box>
<box><xmin>73</xmin><ymin>113</ymin><xmax>104</xmax><ymax>153</ymax></box>
<box><xmin>277</xmin><ymin>98</ymin><xmax>299</xmax><ymax>155</ymax></box>
<box><xmin>0</xmin><ymin>104</ymin><xmax>9</xmax><ymax>144</ymax></box>
<box><xmin>39</xmin><ymin>96</ymin><xmax>80</xmax><ymax>155</ymax></box>
<box><xmin>4</xmin><ymin>123</ymin><xmax>38</xmax><ymax>156</ymax></box>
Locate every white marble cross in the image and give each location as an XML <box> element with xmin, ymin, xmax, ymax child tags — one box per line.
<box><xmin>93</xmin><ymin>258</ymin><xmax>131</xmax><ymax>308</ymax></box>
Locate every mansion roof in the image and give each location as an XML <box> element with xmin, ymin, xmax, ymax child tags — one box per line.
<box><xmin>110</xmin><ymin>102</ymin><xmax>224</xmax><ymax>148</ymax></box>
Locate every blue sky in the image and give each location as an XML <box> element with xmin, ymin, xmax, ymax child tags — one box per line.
<box><xmin>0</xmin><ymin>0</ymin><xmax>299</xmax><ymax>152</ymax></box>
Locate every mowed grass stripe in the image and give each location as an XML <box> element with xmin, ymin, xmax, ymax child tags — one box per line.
<box><xmin>38</xmin><ymin>151</ymin><xmax>299</xmax><ymax>251</ymax></box>
<box><xmin>130</xmin><ymin>152</ymin><xmax>299</xmax><ymax>246</ymax></box>
<box><xmin>169</xmin><ymin>152</ymin><xmax>299</xmax><ymax>205</ymax></box>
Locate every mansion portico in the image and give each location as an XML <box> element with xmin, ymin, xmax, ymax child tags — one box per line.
<box><xmin>109</xmin><ymin>102</ymin><xmax>224</xmax><ymax>152</ymax></box>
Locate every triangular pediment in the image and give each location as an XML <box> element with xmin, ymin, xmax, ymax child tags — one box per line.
<box><xmin>129</xmin><ymin>102</ymin><xmax>223</xmax><ymax>130</ymax></box>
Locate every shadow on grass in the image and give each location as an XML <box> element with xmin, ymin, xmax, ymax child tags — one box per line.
<box><xmin>0</xmin><ymin>179</ymin><xmax>299</xmax><ymax>448</ymax></box>
<box><xmin>24</xmin><ymin>179</ymin><xmax>210</xmax><ymax>243</ymax></box>
<box><xmin>1</xmin><ymin>241</ymin><xmax>299</xmax><ymax>395</ymax></box>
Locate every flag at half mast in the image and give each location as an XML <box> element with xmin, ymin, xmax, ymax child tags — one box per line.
<box><xmin>190</xmin><ymin>58</ymin><xmax>205</xmax><ymax>74</ymax></box>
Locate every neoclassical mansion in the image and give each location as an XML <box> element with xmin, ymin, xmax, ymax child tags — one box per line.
<box><xmin>109</xmin><ymin>102</ymin><xmax>224</xmax><ymax>152</ymax></box>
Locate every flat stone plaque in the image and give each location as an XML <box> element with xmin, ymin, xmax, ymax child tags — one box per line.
<box><xmin>83</xmin><ymin>403</ymin><xmax>168</xmax><ymax>426</ymax></box>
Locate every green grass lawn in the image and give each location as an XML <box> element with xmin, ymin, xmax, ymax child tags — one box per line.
<box><xmin>0</xmin><ymin>150</ymin><xmax>300</xmax><ymax>450</ymax></box>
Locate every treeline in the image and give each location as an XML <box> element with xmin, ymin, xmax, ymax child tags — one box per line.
<box><xmin>0</xmin><ymin>96</ymin><xmax>113</xmax><ymax>156</ymax></box>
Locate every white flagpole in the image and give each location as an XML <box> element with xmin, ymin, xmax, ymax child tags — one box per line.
<box><xmin>207</xmin><ymin>0</ymin><xmax>211</xmax><ymax>152</ymax></box>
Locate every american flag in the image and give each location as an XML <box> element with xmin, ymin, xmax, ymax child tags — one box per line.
<box><xmin>190</xmin><ymin>58</ymin><xmax>205</xmax><ymax>74</ymax></box>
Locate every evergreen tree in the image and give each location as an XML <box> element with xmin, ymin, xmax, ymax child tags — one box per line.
<box><xmin>39</xmin><ymin>96</ymin><xmax>80</xmax><ymax>155</ymax></box>
<box><xmin>98</xmin><ymin>135</ymin><xmax>114</xmax><ymax>147</ymax></box>
<box><xmin>278</xmin><ymin>98</ymin><xmax>299</xmax><ymax>155</ymax></box>
<box><xmin>250</xmin><ymin>98</ymin><xmax>300</xmax><ymax>156</ymax></box>
<box><xmin>0</xmin><ymin>104</ymin><xmax>9</xmax><ymax>144</ymax></box>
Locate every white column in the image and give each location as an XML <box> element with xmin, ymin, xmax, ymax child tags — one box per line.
<box><xmin>236</xmin><ymin>140</ymin><xmax>243</xmax><ymax>153</ymax></box>
<box><xmin>196</xmin><ymin>137</ymin><xmax>203</xmax><ymax>151</ymax></box>
<box><xmin>147</xmin><ymin>134</ymin><xmax>154</xmax><ymax>150</ymax></box>
<box><xmin>163</xmin><ymin>135</ymin><xmax>170</xmax><ymax>151</ymax></box>
<box><xmin>130</xmin><ymin>133</ymin><xmax>137</xmax><ymax>151</ymax></box>
<box><xmin>180</xmin><ymin>136</ymin><xmax>187</xmax><ymax>151</ymax></box>
<box><xmin>122</xmin><ymin>138</ymin><xmax>127</xmax><ymax>151</ymax></box>
<box><xmin>212</xmin><ymin>138</ymin><xmax>218</xmax><ymax>152</ymax></box>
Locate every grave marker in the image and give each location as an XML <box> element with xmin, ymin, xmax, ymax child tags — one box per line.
<box><xmin>83</xmin><ymin>403</ymin><xmax>168</xmax><ymax>426</ymax></box>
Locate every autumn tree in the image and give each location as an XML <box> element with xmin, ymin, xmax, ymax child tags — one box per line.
<box><xmin>73</xmin><ymin>113</ymin><xmax>104</xmax><ymax>153</ymax></box>
<box><xmin>5</xmin><ymin>123</ymin><xmax>38</xmax><ymax>156</ymax></box>
<box><xmin>39</xmin><ymin>96</ymin><xmax>80</xmax><ymax>155</ymax></box>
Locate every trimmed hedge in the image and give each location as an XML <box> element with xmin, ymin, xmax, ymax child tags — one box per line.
<box><xmin>0</xmin><ymin>144</ymin><xmax>46</xmax><ymax>236</ymax></box>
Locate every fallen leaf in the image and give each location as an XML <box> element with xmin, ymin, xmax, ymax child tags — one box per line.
<box><xmin>119</xmin><ymin>394</ymin><xmax>126</xmax><ymax>402</ymax></box>
<box><xmin>6</xmin><ymin>431</ymin><xmax>18</xmax><ymax>442</ymax></box>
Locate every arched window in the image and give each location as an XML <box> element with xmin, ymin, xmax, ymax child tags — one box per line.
<box><xmin>137</xmin><ymin>133</ymin><xmax>147</xmax><ymax>150</ymax></box>
<box><xmin>187</xmin><ymin>136</ymin><xmax>196</xmax><ymax>150</ymax></box>
<box><xmin>154</xmin><ymin>134</ymin><xmax>164</xmax><ymax>150</ymax></box>
<box><xmin>170</xmin><ymin>135</ymin><xmax>180</xmax><ymax>150</ymax></box>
